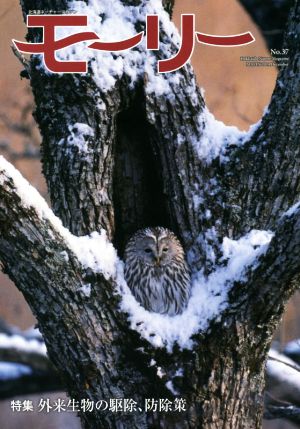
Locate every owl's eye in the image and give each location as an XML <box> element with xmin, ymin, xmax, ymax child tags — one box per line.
<box><xmin>144</xmin><ymin>248</ymin><xmax>152</xmax><ymax>253</ymax></box>
<box><xmin>162</xmin><ymin>247</ymin><xmax>169</xmax><ymax>252</ymax></box>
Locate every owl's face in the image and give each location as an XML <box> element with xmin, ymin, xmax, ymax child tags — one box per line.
<box><xmin>133</xmin><ymin>229</ymin><xmax>179</xmax><ymax>267</ymax></box>
<box><xmin>124</xmin><ymin>227</ymin><xmax>190</xmax><ymax>316</ymax></box>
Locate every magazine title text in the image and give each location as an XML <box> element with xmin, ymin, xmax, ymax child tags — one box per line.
<box><xmin>13</xmin><ymin>15</ymin><xmax>255</xmax><ymax>74</ymax></box>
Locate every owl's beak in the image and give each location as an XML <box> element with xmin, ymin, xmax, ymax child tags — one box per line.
<box><xmin>155</xmin><ymin>257</ymin><xmax>161</xmax><ymax>266</ymax></box>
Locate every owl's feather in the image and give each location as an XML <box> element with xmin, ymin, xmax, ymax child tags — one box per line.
<box><xmin>124</xmin><ymin>227</ymin><xmax>191</xmax><ymax>316</ymax></box>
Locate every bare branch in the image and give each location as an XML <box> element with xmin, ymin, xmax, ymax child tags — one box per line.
<box><xmin>240</xmin><ymin>0</ymin><xmax>293</xmax><ymax>49</ymax></box>
<box><xmin>264</xmin><ymin>403</ymin><xmax>300</xmax><ymax>424</ymax></box>
<box><xmin>11</xmin><ymin>44</ymin><xmax>30</xmax><ymax>75</ymax></box>
<box><xmin>0</xmin><ymin>364</ymin><xmax>62</xmax><ymax>399</ymax></box>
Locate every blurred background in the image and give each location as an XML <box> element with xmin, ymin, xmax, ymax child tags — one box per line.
<box><xmin>0</xmin><ymin>0</ymin><xmax>299</xmax><ymax>428</ymax></box>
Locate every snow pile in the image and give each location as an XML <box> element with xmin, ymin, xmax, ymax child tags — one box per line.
<box><xmin>0</xmin><ymin>362</ymin><xmax>32</xmax><ymax>381</ymax></box>
<box><xmin>0</xmin><ymin>333</ymin><xmax>47</xmax><ymax>356</ymax></box>
<box><xmin>165</xmin><ymin>380</ymin><xmax>179</xmax><ymax>395</ymax></box>
<box><xmin>68</xmin><ymin>231</ymin><xmax>117</xmax><ymax>279</ymax></box>
<box><xmin>191</xmin><ymin>108</ymin><xmax>246</xmax><ymax>163</ymax></box>
<box><xmin>118</xmin><ymin>229</ymin><xmax>273</xmax><ymax>351</ymax></box>
<box><xmin>58</xmin><ymin>0</ymin><xmax>264</xmax><ymax>161</ymax></box>
<box><xmin>186</xmin><ymin>108</ymin><xmax>265</xmax><ymax>164</ymax></box>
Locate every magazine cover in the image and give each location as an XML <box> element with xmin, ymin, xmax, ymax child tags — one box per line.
<box><xmin>0</xmin><ymin>0</ymin><xmax>299</xmax><ymax>428</ymax></box>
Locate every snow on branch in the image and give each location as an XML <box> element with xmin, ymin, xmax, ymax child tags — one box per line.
<box><xmin>188</xmin><ymin>109</ymin><xmax>256</xmax><ymax>163</ymax></box>
<box><xmin>0</xmin><ymin>332</ymin><xmax>46</xmax><ymax>356</ymax></box>
<box><xmin>264</xmin><ymin>404</ymin><xmax>300</xmax><ymax>424</ymax></box>
<box><xmin>2</xmin><ymin>154</ymin><xmax>300</xmax><ymax>354</ymax></box>
<box><xmin>0</xmin><ymin>333</ymin><xmax>48</xmax><ymax>370</ymax></box>
<box><xmin>265</xmin><ymin>348</ymin><xmax>300</xmax><ymax>424</ymax></box>
<box><xmin>0</xmin><ymin>362</ymin><xmax>62</xmax><ymax>399</ymax></box>
<box><xmin>267</xmin><ymin>349</ymin><xmax>300</xmax><ymax>391</ymax></box>
<box><xmin>0</xmin><ymin>325</ymin><xmax>62</xmax><ymax>399</ymax></box>
<box><xmin>118</xmin><ymin>230</ymin><xmax>273</xmax><ymax>350</ymax></box>
<box><xmin>33</xmin><ymin>0</ymin><xmax>261</xmax><ymax>166</ymax></box>
<box><xmin>0</xmin><ymin>359</ymin><xmax>62</xmax><ymax>399</ymax></box>
<box><xmin>0</xmin><ymin>155</ymin><xmax>289</xmax><ymax>352</ymax></box>
<box><xmin>119</xmin><ymin>200</ymin><xmax>300</xmax><ymax>351</ymax></box>
<box><xmin>0</xmin><ymin>155</ymin><xmax>118</xmax><ymax>280</ymax></box>
<box><xmin>0</xmin><ymin>154</ymin><xmax>271</xmax><ymax>353</ymax></box>
<box><xmin>0</xmin><ymin>362</ymin><xmax>32</xmax><ymax>382</ymax></box>
<box><xmin>284</xmin><ymin>339</ymin><xmax>300</xmax><ymax>364</ymax></box>
<box><xmin>45</xmin><ymin>0</ymin><xmax>181</xmax><ymax>94</ymax></box>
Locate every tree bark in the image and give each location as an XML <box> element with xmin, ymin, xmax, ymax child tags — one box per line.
<box><xmin>1</xmin><ymin>0</ymin><xmax>300</xmax><ymax>428</ymax></box>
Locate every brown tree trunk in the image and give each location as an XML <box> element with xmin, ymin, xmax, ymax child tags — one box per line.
<box><xmin>1</xmin><ymin>0</ymin><xmax>300</xmax><ymax>428</ymax></box>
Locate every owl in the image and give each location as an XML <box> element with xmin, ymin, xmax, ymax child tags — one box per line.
<box><xmin>124</xmin><ymin>227</ymin><xmax>191</xmax><ymax>316</ymax></box>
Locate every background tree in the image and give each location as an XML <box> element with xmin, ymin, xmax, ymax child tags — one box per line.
<box><xmin>0</xmin><ymin>0</ymin><xmax>300</xmax><ymax>428</ymax></box>
<box><xmin>240</xmin><ymin>0</ymin><xmax>293</xmax><ymax>49</ymax></box>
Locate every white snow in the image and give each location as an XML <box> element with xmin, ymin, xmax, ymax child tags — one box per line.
<box><xmin>0</xmin><ymin>155</ymin><xmax>118</xmax><ymax>280</ymax></box>
<box><xmin>117</xmin><ymin>229</ymin><xmax>273</xmax><ymax>351</ymax></box>
<box><xmin>267</xmin><ymin>349</ymin><xmax>300</xmax><ymax>391</ymax></box>
<box><xmin>0</xmin><ymin>333</ymin><xmax>47</xmax><ymax>356</ymax></box>
<box><xmin>192</xmin><ymin>194</ymin><xmax>204</xmax><ymax>211</ymax></box>
<box><xmin>58</xmin><ymin>0</ymin><xmax>265</xmax><ymax>163</ymax></box>
<box><xmin>0</xmin><ymin>362</ymin><xmax>32</xmax><ymax>380</ymax></box>
<box><xmin>68</xmin><ymin>231</ymin><xmax>117</xmax><ymax>279</ymax></box>
<box><xmin>283</xmin><ymin>201</ymin><xmax>300</xmax><ymax>218</ymax></box>
<box><xmin>156</xmin><ymin>367</ymin><xmax>165</xmax><ymax>378</ymax></box>
<box><xmin>165</xmin><ymin>380</ymin><xmax>179</xmax><ymax>395</ymax></box>
<box><xmin>221</xmin><ymin>230</ymin><xmax>272</xmax><ymax>276</ymax></box>
<box><xmin>78</xmin><ymin>283</ymin><xmax>92</xmax><ymax>297</ymax></box>
<box><xmin>149</xmin><ymin>359</ymin><xmax>156</xmax><ymax>367</ymax></box>
<box><xmin>191</xmin><ymin>108</ymin><xmax>246</xmax><ymax>163</ymax></box>
<box><xmin>175</xmin><ymin>368</ymin><xmax>183</xmax><ymax>377</ymax></box>
<box><xmin>188</xmin><ymin>107</ymin><xmax>266</xmax><ymax>164</ymax></box>
<box><xmin>60</xmin><ymin>123</ymin><xmax>95</xmax><ymax>154</ymax></box>
<box><xmin>0</xmin><ymin>155</ymin><xmax>275</xmax><ymax>351</ymax></box>
<box><xmin>284</xmin><ymin>339</ymin><xmax>300</xmax><ymax>356</ymax></box>
<box><xmin>28</xmin><ymin>0</ymin><xmax>267</xmax><ymax>163</ymax></box>
<box><xmin>60</xmin><ymin>251</ymin><xmax>69</xmax><ymax>262</ymax></box>
<box><xmin>23</xmin><ymin>326</ymin><xmax>43</xmax><ymax>341</ymax></box>
<box><xmin>51</xmin><ymin>0</ymin><xmax>182</xmax><ymax>95</ymax></box>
